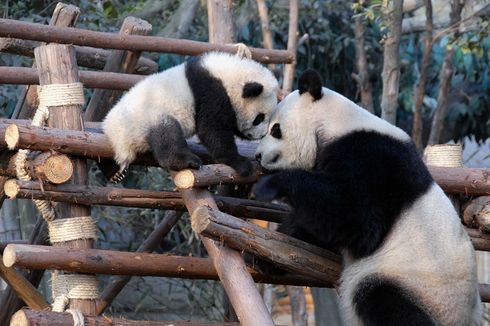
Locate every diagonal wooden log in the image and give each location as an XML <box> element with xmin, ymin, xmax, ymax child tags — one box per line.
<box><xmin>3</xmin><ymin>179</ymin><xmax>288</xmax><ymax>222</ymax></box>
<box><xmin>0</xmin><ymin>19</ymin><xmax>293</xmax><ymax>64</ymax></box>
<box><xmin>0</xmin><ymin>38</ymin><xmax>157</xmax><ymax>74</ymax></box>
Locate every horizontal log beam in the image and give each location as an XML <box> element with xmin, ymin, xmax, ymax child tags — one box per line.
<box><xmin>3</xmin><ymin>244</ymin><xmax>330</xmax><ymax>288</ymax></box>
<box><xmin>0</xmin><ymin>66</ymin><xmax>142</xmax><ymax>90</ymax></box>
<box><xmin>3</xmin><ymin>179</ymin><xmax>288</xmax><ymax>222</ymax></box>
<box><xmin>192</xmin><ymin>206</ymin><xmax>342</xmax><ymax>284</ymax></box>
<box><xmin>0</xmin><ymin>37</ymin><xmax>158</xmax><ymax>74</ymax></box>
<box><xmin>10</xmin><ymin>309</ymin><xmax>239</xmax><ymax>326</ymax></box>
<box><xmin>0</xmin><ymin>19</ymin><xmax>293</xmax><ymax>64</ymax></box>
<box><xmin>428</xmin><ymin>166</ymin><xmax>490</xmax><ymax>196</ymax></box>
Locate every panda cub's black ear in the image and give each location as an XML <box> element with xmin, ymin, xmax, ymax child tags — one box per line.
<box><xmin>298</xmin><ymin>69</ymin><xmax>323</xmax><ymax>101</ymax></box>
<box><xmin>242</xmin><ymin>82</ymin><xmax>264</xmax><ymax>98</ymax></box>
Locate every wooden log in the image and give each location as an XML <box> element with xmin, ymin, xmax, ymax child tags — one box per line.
<box><xmin>0</xmin><ymin>66</ymin><xmax>142</xmax><ymax>90</ymax></box>
<box><xmin>0</xmin><ymin>151</ymin><xmax>73</xmax><ymax>184</ymax></box>
<box><xmin>173</xmin><ymin>163</ymin><xmax>262</xmax><ymax>189</ymax></box>
<box><xmin>428</xmin><ymin>166</ymin><xmax>490</xmax><ymax>196</ymax></box>
<box><xmin>0</xmin><ymin>240</ymin><xmax>28</xmax><ymax>254</ymax></box>
<box><xmin>480</xmin><ymin>283</ymin><xmax>490</xmax><ymax>303</ymax></box>
<box><xmin>465</xmin><ymin>227</ymin><xmax>490</xmax><ymax>252</ymax></box>
<box><xmin>35</xmin><ymin>43</ymin><xmax>96</xmax><ymax>313</ymax></box>
<box><xmin>84</xmin><ymin>17</ymin><xmax>152</xmax><ymax>122</ymax></box>
<box><xmin>0</xmin><ymin>38</ymin><xmax>157</xmax><ymax>74</ymax></box>
<box><xmin>173</xmin><ymin>175</ymin><xmax>274</xmax><ymax>326</ymax></box>
<box><xmin>192</xmin><ymin>206</ymin><xmax>341</xmax><ymax>284</ymax></box>
<box><xmin>12</xmin><ymin>3</ymin><xmax>80</xmax><ymax>121</ymax></box>
<box><xmin>97</xmin><ymin>211</ymin><xmax>182</xmax><ymax>314</ymax></box>
<box><xmin>463</xmin><ymin>196</ymin><xmax>490</xmax><ymax>231</ymax></box>
<box><xmin>10</xmin><ymin>309</ymin><xmax>240</xmax><ymax>326</ymax></box>
<box><xmin>0</xmin><ymin>18</ymin><xmax>293</xmax><ymax>64</ymax></box>
<box><xmin>2</xmin><ymin>179</ymin><xmax>287</xmax><ymax>222</ymax></box>
<box><xmin>0</xmin><ymin>254</ymin><xmax>50</xmax><ymax>310</ymax></box>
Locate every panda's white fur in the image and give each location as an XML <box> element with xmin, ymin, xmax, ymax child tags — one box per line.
<box><xmin>102</xmin><ymin>52</ymin><xmax>279</xmax><ymax>174</ymax></box>
<box><xmin>253</xmin><ymin>71</ymin><xmax>482</xmax><ymax>325</ymax></box>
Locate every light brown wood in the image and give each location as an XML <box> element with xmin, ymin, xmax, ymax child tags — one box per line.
<box><xmin>192</xmin><ymin>206</ymin><xmax>341</xmax><ymax>284</ymax></box>
<box><xmin>5</xmin><ymin>124</ymin><xmax>19</xmax><ymax>150</ymax></box>
<box><xmin>34</xmin><ymin>43</ymin><xmax>96</xmax><ymax>314</ymax></box>
<box><xmin>427</xmin><ymin>166</ymin><xmax>490</xmax><ymax>195</ymax></box>
<box><xmin>463</xmin><ymin>197</ymin><xmax>490</xmax><ymax>231</ymax></box>
<box><xmin>0</xmin><ymin>254</ymin><xmax>50</xmax><ymax>310</ymax></box>
<box><xmin>29</xmin><ymin>152</ymin><xmax>73</xmax><ymax>184</ymax></box>
<box><xmin>282</xmin><ymin>0</ymin><xmax>299</xmax><ymax>95</ymax></box>
<box><xmin>0</xmin><ymin>38</ymin><xmax>158</xmax><ymax>74</ymax></box>
<box><xmin>353</xmin><ymin>15</ymin><xmax>374</xmax><ymax>113</ymax></box>
<box><xmin>84</xmin><ymin>16</ymin><xmax>152</xmax><ymax>122</ymax></box>
<box><xmin>256</xmin><ymin>0</ymin><xmax>276</xmax><ymax>71</ymax></box>
<box><xmin>2</xmin><ymin>179</ymin><xmax>287</xmax><ymax>222</ymax></box>
<box><xmin>0</xmin><ymin>66</ymin><xmax>143</xmax><ymax>90</ymax></box>
<box><xmin>207</xmin><ymin>0</ymin><xmax>234</xmax><ymax>44</ymax></box>
<box><xmin>173</xmin><ymin>163</ymin><xmax>262</xmax><ymax>189</ymax></box>
<box><xmin>12</xmin><ymin>2</ymin><xmax>80</xmax><ymax>120</ymax></box>
<box><xmin>10</xmin><ymin>309</ymin><xmax>240</xmax><ymax>326</ymax></box>
<box><xmin>0</xmin><ymin>18</ymin><xmax>293</xmax><ymax>64</ymax></box>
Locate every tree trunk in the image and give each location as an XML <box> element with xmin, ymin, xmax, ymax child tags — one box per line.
<box><xmin>207</xmin><ymin>0</ymin><xmax>234</xmax><ymax>44</ymax></box>
<box><xmin>256</xmin><ymin>0</ymin><xmax>276</xmax><ymax>71</ymax></box>
<box><xmin>160</xmin><ymin>0</ymin><xmax>200</xmax><ymax>38</ymax></box>
<box><xmin>353</xmin><ymin>14</ymin><xmax>374</xmax><ymax>113</ymax></box>
<box><xmin>380</xmin><ymin>0</ymin><xmax>404</xmax><ymax>125</ymax></box>
<box><xmin>411</xmin><ymin>0</ymin><xmax>433</xmax><ymax>151</ymax></box>
<box><xmin>428</xmin><ymin>0</ymin><xmax>465</xmax><ymax>145</ymax></box>
<box><xmin>282</xmin><ymin>0</ymin><xmax>299</xmax><ymax>95</ymax></box>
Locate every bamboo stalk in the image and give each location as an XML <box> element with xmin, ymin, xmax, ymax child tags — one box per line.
<box><xmin>0</xmin><ymin>19</ymin><xmax>293</xmax><ymax>64</ymax></box>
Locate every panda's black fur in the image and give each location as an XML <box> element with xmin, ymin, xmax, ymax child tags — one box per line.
<box><xmin>252</xmin><ymin>70</ymin><xmax>481</xmax><ymax>325</ymax></box>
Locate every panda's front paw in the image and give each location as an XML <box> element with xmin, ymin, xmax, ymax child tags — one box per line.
<box><xmin>250</xmin><ymin>175</ymin><xmax>283</xmax><ymax>202</ymax></box>
<box><xmin>225</xmin><ymin>156</ymin><xmax>253</xmax><ymax>177</ymax></box>
<box><xmin>168</xmin><ymin>152</ymin><xmax>202</xmax><ymax>171</ymax></box>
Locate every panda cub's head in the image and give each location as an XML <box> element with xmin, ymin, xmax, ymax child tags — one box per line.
<box><xmin>255</xmin><ymin>69</ymin><xmax>408</xmax><ymax>170</ymax></box>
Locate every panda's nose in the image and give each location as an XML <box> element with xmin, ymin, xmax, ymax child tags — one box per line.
<box><xmin>255</xmin><ymin>153</ymin><xmax>262</xmax><ymax>162</ymax></box>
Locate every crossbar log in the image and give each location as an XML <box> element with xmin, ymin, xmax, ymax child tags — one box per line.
<box><xmin>3</xmin><ymin>179</ymin><xmax>287</xmax><ymax>222</ymax></box>
<box><xmin>192</xmin><ymin>206</ymin><xmax>341</xmax><ymax>284</ymax></box>
<box><xmin>0</xmin><ymin>19</ymin><xmax>293</xmax><ymax>64</ymax></box>
<box><xmin>10</xmin><ymin>309</ymin><xmax>239</xmax><ymax>326</ymax></box>
<box><xmin>2</xmin><ymin>243</ymin><xmax>330</xmax><ymax>287</ymax></box>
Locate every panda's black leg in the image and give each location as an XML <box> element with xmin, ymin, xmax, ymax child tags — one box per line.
<box><xmin>353</xmin><ymin>276</ymin><xmax>436</xmax><ymax>326</ymax></box>
<box><xmin>147</xmin><ymin>116</ymin><xmax>201</xmax><ymax>171</ymax></box>
<box><xmin>196</xmin><ymin>121</ymin><xmax>252</xmax><ymax>176</ymax></box>
<box><xmin>98</xmin><ymin>159</ymin><xmax>128</xmax><ymax>184</ymax></box>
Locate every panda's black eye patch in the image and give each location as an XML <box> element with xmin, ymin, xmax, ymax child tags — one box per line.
<box><xmin>271</xmin><ymin>123</ymin><xmax>282</xmax><ymax>139</ymax></box>
<box><xmin>253</xmin><ymin>113</ymin><xmax>265</xmax><ymax>126</ymax></box>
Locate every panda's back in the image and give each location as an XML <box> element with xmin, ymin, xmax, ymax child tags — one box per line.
<box><xmin>339</xmin><ymin>183</ymin><xmax>482</xmax><ymax>325</ymax></box>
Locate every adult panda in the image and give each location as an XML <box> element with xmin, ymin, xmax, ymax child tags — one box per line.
<box><xmin>252</xmin><ymin>70</ymin><xmax>482</xmax><ymax>325</ymax></box>
<box><xmin>102</xmin><ymin>52</ymin><xmax>279</xmax><ymax>182</ymax></box>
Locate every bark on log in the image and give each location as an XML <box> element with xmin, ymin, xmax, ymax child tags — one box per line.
<box><xmin>0</xmin><ymin>254</ymin><xmax>49</xmax><ymax>310</ymax></box>
<box><xmin>2</xmin><ymin>179</ymin><xmax>288</xmax><ymax>222</ymax></box>
<box><xmin>207</xmin><ymin>0</ymin><xmax>234</xmax><ymax>44</ymax></box>
<box><xmin>0</xmin><ymin>38</ymin><xmax>157</xmax><ymax>74</ymax></box>
<box><xmin>97</xmin><ymin>211</ymin><xmax>182</xmax><ymax>314</ymax></box>
<box><xmin>466</xmin><ymin>227</ymin><xmax>490</xmax><ymax>252</ymax></box>
<box><xmin>84</xmin><ymin>17</ymin><xmax>152</xmax><ymax>122</ymax></box>
<box><xmin>0</xmin><ymin>66</ymin><xmax>142</xmax><ymax>90</ymax></box>
<box><xmin>9</xmin><ymin>309</ymin><xmax>240</xmax><ymax>326</ymax></box>
<box><xmin>411</xmin><ymin>0</ymin><xmax>433</xmax><ymax>151</ymax></box>
<box><xmin>191</xmin><ymin>206</ymin><xmax>342</xmax><ymax>284</ymax></box>
<box><xmin>0</xmin><ymin>151</ymin><xmax>73</xmax><ymax>184</ymax></box>
<box><xmin>380</xmin><ymin>0</ymin><xmax>403</xmax><ymax>124</ymax></box>
<box><xmin>12</xmin><ymin>3</ymin><xmax>80</xmax><ymax>121</ymax></box>
<box><xmin>0</xmin><ymin>19</ymin><xmax>293</xmax><ymax>64</ymax></box>
<box><xmin>353</xmin><ymin>15</ymin><xmax>374</xmax><ymax>113</ymax></box>
<box><xmin>34</xmin><ymin>43</ymin><xmax>96</xmax><ymax>313</ymax></box>
<box><xmin>463</xmin><ymin>197</ymin><xmax>490</xmax><ymax>231</ymax></box>
<box><xmin>427</xmin><ymin>166</ymin><xmax>490</xmax><ymax>196</ymax></box>
<box><xmin>282</xmin><ymin>0</ymin><xmax>299</xmax><ymax>95</ymax></box>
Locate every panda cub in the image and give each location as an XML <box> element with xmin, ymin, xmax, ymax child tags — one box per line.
<box><xmin>253</xmin><ymin>70</ymin><xmax>482</xmax><ymax>325</ymax></box>
<box><xmin>102</xmin><ymin>52</ymin><xmax>279</xmax><ymax>182</ymax></box>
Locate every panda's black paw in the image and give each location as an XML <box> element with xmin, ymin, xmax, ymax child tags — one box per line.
<box><xmin>250</xmin><ymin>175</ymin><xmax>283</xmax><ymax>202</ymax></box>
<box><xmin>109</xmin><ymin>169</ymin><xmax>128</xmax><ymax>184</ymax></box>
<box><xmin>226</xmin><ymin>156</ymin><xmax>253</xmax><ymax>177</ymax></box>
<box><xmin>168</xmin><ymin>152</ymin><xmax>202</xmax><ymax>171</ymax></box>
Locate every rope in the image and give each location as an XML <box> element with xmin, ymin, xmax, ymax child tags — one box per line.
<box><xmin>424</xmin><ymin>144</ymin><xmax>463</xmax><ymax>168</ymax></box>
<box><xmin>67</xmin><ymin>309</ymin><xmax>85</xmax><ymax>326</ymax></box>
<box><xmin>233</xmin><ymin>43</ymin><xmax>252</xmax><ymax>59</ymax></box>
<box><xmin>48</xmin><ymin>216</ymin><xmax>97</xmax><ymax>243</ymax></box>
<box><xmin>38</xmin><ymin>83</ymin><xmax>85</xmax><ymax>108</ymax></box>
<box><xmin>52</xmin><ymin>273</ymin><xmax>99</xmax><ymax>300</ymax></box>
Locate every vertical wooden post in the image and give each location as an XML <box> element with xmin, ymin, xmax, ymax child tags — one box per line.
<box><xmin>84</xmin><ymin>17</ymin><xmax>152</xmax><ymax>122</ymax></box>
<box><xmin>282</xmin><ymin>0</ymin><xmax>299</xmax><ymax>95</ymax></box>
<box><xmin>34</xmin><ymin>44</ymin><xmax>96</xmax><ymax>314</ymax></box>
<box><xmin>207</xmin><ymin>0</ymin><xmax>234</xmax><ymax>44</ymax></box>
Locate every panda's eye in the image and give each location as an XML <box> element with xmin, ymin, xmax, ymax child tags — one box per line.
<box><xmin>271</xmin><ymin>123</ymin><xmax>282</xmax><ymax>139</ymax></box>
<box><xmin>253</xmin><ymin>113</ymin><xmax>265</xmax><ymax>126</ymax></box>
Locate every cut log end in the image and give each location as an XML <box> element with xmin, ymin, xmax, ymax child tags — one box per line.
<box><xmin>4</xmin><ymin>179</ymin><xmax>20</xmax><ymax>198</ymax></box>
<box><xmin>3</xmin><ymin>244</ymin><xmax>16</xmax><ymax>267</ymax></box>
<box><xmin>43</xmin><ymin>154</ymin><xmax>73</xmax><ymax>184</ymax></box>
<box><xmin>173</xmin><ymin>169</ymin><xmax>196</xmax><ymax>189</ymax></box>
<box><xmin>5</xmin><ymin>124</ymin><xmax>20</xmax><ymax>150</ymax></box>
<box><xmin>191</xmin><ymin>206</ymin><xmax>212</xmax><ymax>234</ymax></box>
<box><xmin>9</xmin><ymin>309</ymin><xmax>28</xmax><ymax>326</ymax></box>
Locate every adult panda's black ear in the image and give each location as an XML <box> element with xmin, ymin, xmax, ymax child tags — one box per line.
<box><xmin>298</xmin><ymin>69</ymin><xmax>323</xmax><ymax>101</ymax></box>
<box><xmin>242</xmin><ymin>82</ymin><xmax>264</xmax><ymax>98</ymax></box>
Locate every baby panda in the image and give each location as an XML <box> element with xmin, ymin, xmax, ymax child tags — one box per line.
<box><xmin>252</xmin><ymin>70</ymin><xmax>482</xmax><ymax>325</ymax></box>
<box><xmin>102</xmin><ymin>52</ymin><xmax>279</xmax><ymax>182</ymax></box>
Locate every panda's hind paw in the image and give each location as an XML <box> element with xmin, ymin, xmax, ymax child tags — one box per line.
<box><xmin>250</xmin><ymin>175</ymin><xmax>283</xmax><ymax>202</ymax></box>
<box><xmin>168</xmin><ymin>152</ymin><xmax>202</xmax><ymax>171</ymax></box>
<box><xmin>109</xmin><ymin>169</ymin><xmax>128</xmax><ymax>183</ymax></box>
<box><xmin>226</xmin><ymin>156</ymin><xmax>253</xmax><ymax>177</ymax></box>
